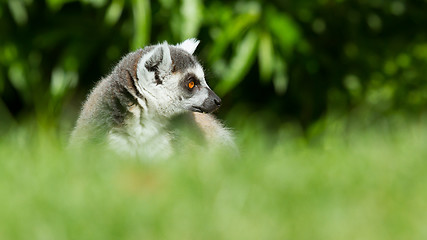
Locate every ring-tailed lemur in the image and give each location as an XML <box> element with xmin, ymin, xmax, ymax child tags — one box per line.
<box><xmin>70</xmin><ymin>39</ymin><xmax>235</xmax><ymax>158</ymax></box>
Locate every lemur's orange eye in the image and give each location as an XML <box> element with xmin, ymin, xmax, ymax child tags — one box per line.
<box><xmin>188</xmin><ymin>81</ymin><xmax>195</xmax><ymax>89</ymax></box>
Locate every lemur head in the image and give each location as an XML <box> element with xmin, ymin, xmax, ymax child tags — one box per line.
<box><xmin>136</xmin><ymin>39</ymin><xmax>221</xmax><ymax>118</ymax></box>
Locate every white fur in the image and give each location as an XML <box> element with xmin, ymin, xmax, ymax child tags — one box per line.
<box><xmin>176</xmin><ymin>38</ymin><xmax>200</xmax><ymax>55</ymax></box>
<box><xmin>108</xmin><ymin>105</ymin><xmax>173</xmax><ymax>159</ymax></box>
<box><xmin>136</xmin><ymin>43</ymin><xmax>178</xmax><ymax>117</ymax></box>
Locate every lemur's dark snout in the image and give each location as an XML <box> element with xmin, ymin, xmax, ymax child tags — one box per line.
<box><xmin>195</xmin><ymin>88</ymin><xmax>221</xmax><ymax>113</ymax></box>
<box><xmin>214</xmin><ymin>97</ymin><xmax>221</xmax><ymax>107</ymax></box>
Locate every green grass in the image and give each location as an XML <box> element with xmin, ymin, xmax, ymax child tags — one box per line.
<box><xmin>0</xmin><ymin>117</ymin><xmax>426</xmax><ymax>240</ymax></box>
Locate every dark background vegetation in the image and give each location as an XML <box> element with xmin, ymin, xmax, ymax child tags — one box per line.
<box><xmin>1</xmin><ymin>0</ymin><xmax>427</xmax><ymax>135</ymax></box>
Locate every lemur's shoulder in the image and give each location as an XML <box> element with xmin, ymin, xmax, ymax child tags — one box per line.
<box><xmin>191</xmin><ymin>112</ymin><xmax>235</xmax><ymax>147</ymax></box>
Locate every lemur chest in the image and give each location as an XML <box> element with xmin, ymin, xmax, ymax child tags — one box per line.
<box><xmin>107</xmin><ymin>107</ymin><xmax>173</xmax><ymax>159</ymax></box>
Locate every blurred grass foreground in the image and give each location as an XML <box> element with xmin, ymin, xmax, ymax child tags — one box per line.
<box><xmin>0</xmin><ymin>116</ymin><xmax>427</xmax><ymax>240</ymax></box>
<box><xmin>1</xmin><ymin>0</ymin><xmax>427</xmax><ymax>239</ymax></box>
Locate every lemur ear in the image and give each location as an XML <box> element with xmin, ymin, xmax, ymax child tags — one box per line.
<box><xmin>176</xmin><ymin>38</ymin><xmax>200</xmax><ymax>55</ymax></box>
<box><xmin>145</xmin><ymin>42</ymin><xmax>172</xmax><ymax>72</ymax></box>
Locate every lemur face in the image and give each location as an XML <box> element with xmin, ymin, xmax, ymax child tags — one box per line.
<box><xmin>178</xmin><ymin>68</ymin><xmax>221</xmax><ymax>114</ymax></box>
<box><xmin>136</xmin><ymin>39</ymin><xmax>221</xmax><ymax>117</ymax></box>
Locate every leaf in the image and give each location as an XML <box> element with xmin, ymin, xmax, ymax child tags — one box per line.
<box><xmin>258</xmin><ymin>31</ymin><xmax>274</xmax><ymax>82</ymax></box>
<box><xmin>8</xmin><ymin>0</ymin><xmax>28</xmax><ymax>25</ymax></box>
<box><xmin>50</xmin><ymin>66</ymin><xmax>78</xmax><ymax>100</ymax></box>
<box><xmin>208</xmin><ymin>8</ymin><xmax>260</xmax><ymax>63</ymax></box>
<box><xmin>266</xmin><ymin>7</ymin><xmax>301</xmax><ymax>54</ymax></box>
<box><xmin>273</xmin><ymin>57</ymin><xmax>288</xmax><ymax>95</ymax></box>
<box><xmin>8</xmin><ymin>62</ymin><xmax>27</xmax><ymax>95</ymax></box>
<box><xmin>216</xmin><ymin>29</ymin><xmax>259</xmax><ymax>96</ymax></box>
<box><xmin>131</xmin><ymin>0</ymin><xmax>151</xmax><ymax>50</ymax></box>
<box><xmin>105</xmin><ymin>0</ymin><xmax>124</xmax><ymax>26</ymax></box>
<box><xmin>46</xmin><ymin>0</ymin><xmax>65</xmax><ymax>11</ymax></box>
<box><xmin>83</xmin><ymin>0</ymin><xmax>108</xmax><ymax>7</ymax></box>
<box><xmin>180</xmin><ymin>0</ymin><xmax>203</xmax><ymax>40</ymax></box>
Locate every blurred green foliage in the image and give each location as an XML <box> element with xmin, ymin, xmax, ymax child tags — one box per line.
<box><xmin>1</xmin><ymin>0</ymin><xmax>427</xmax><ymax>131</ymax></box>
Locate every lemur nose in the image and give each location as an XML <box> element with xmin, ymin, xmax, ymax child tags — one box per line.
<box><xmin>200</xmin><ymin>89</ymin><xmax>222</xmax><ymax>113</ymax></box>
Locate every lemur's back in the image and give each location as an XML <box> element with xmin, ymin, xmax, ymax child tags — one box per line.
<box><xmin>70</xmin><ymin>49</ymin><xmax>149</xmax><ymax>144</ymax></box>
